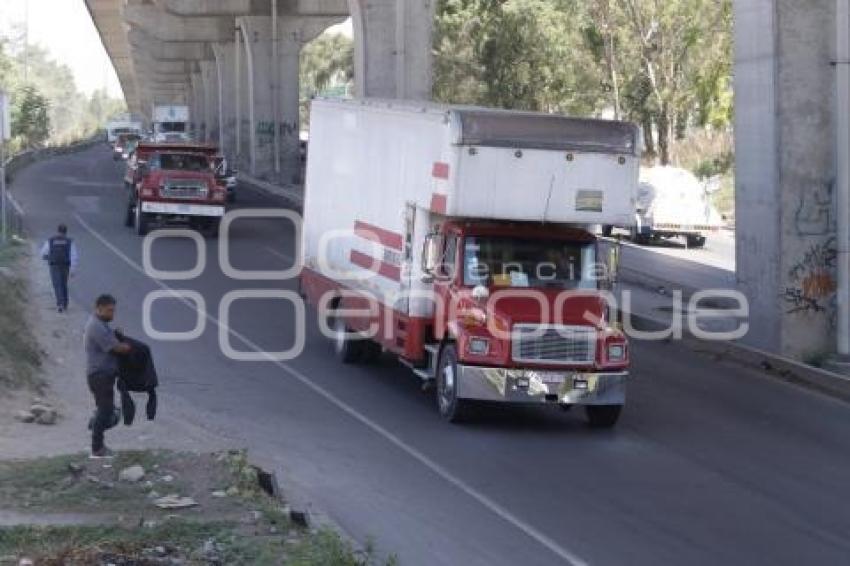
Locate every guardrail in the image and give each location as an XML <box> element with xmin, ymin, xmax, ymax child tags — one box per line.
<box><xmin>0</xmin><ymin>134</ymin><xmax>103</xmax><ymax>240</ymax></box>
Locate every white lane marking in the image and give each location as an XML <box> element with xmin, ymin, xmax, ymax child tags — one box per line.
<box><xmin>264</xmin><ymin>246</ymin><xmax>294</xmax><ymax>264</ymax></box>
<box><xmin>74</xmin><ymin>213</ymin><xmax>589</xmax><ymax>566</ymax></box>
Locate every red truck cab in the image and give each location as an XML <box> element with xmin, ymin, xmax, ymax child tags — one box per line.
<box><xmin>124</xmin><ymin>142</ymin><xmax>226</xmax><ymax>236</ymax></box>
<box><xmin>421</xmin><ymin>220</ymin><xmax>628</xmax><ymax>424</ymax></box>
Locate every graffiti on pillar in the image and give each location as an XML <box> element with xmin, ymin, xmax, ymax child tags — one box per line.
<box><xmin>794</xmin><ymin>179</ymin><xmax>835</xmax><ymax>236</ymax></box>
<box><xmin>782</xmin><ymin>236</ymin><xmax>837</xmax><ymax>318</ymax></box>
<box><xmin>256</xmin><ymin>121</ymin><xmax>275</xmax><ymax>147</ymax></box>
<box><xmin>255</xmin><ymin>121</ymin><xmax>299</xmax><ymax>147</ymax></box>
<box><xmin>279</xmin><ymin>121</ymin><xmax>298</xmax><ymax>138</ymax></box>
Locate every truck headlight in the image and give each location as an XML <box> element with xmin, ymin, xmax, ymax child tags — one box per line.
<box><xmin>607</xmin><ymin>343</ymin><xmax>625</xmax><ymax>361</ymax></box>
<box><xmin>468</xmin><ymin>337</ymin><xmax>490</xmax><ymax>355</ymax></box>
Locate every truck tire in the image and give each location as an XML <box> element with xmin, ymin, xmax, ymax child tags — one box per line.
<box><xmin>135</xmin><ymin>199</ymin><xmax>149</xmax><ymax>236</ymax></box>
<box><xmin>436</xmin><ymin>344</ymin><xmax>469</xmax><ymax>423</ymax></box>
<box><xmin>686</xmin><ymin>235</ymin><xmax>707</xmax><ymax>248</ymax></box>
<box><xmin>205</xmin><ymin>218</ymin><xmax>221</xmax><ymax>239</ymax></box>
<box><xmin>333</xmin><ymin>315</ymin><xmax>363</xmax><ymax>364</ymax></box>
<box><xmin>601</xmin><ymin>225</ymin><xmax>614</xmax><ymax>237</ymax></box>
<box><xmin>585</xmin><ymin>405</ymin><xmax>622</xmax><ymax>428</ymax></box>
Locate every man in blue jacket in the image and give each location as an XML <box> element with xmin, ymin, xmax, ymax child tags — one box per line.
<box><xmin>40</xmin><ymin>224</ymin><xmax>79</xmax><ymax>312</ymax></box>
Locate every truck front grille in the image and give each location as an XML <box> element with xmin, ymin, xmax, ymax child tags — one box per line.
<box><xmin>161</xmin><ymin>181</ymin><xmax>208</xmax><ymax>200</ymax></box>
<box><xmin>512</xmin><ymin>324</ymin><xmax>596</xmax><ymax>365</ymax></box>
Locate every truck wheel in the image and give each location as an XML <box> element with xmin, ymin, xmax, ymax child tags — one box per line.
<box><xmin>135</xmin><ymin>200</ymin><xmax>149</xmax><ymax>236</ymax></box>
<box><xmin>436</xmin><ymin>344</ymin><xmax>468</xmax><ymax>423</ymax></box>
<box><xmin>686</xmin><ymin>235</ymin><xmax>707</xmax><ymax>248</ymax></box>
<box><xmin>205</xmin><ymin>219</ymin><xmax>221</xmax><ymax>238</ymax></box>
<box><xmin>124</xmin><ymin>203</ymin><xmax>134</xmax><ymax>227</ymax></box>
<box><xmin>360</xmin><ymin>341</ymin><xmax>382</xmax><ymax>364</ymax></box>
<box><xmin>601</xmin><ymin>225</ymin><xmax>614</xmax><ymax>237</ymax></box>
<box><xmin>585</xmin><ymin>405</ymin><xmax>622</xmax><ymax>428</ymax></box>
<box><xmin>333</xmin><ymin>315</ymin><xmax>363</xmax><ymax>364</ymax></box>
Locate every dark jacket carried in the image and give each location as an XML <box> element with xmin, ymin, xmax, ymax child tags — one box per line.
<box><xmin>116</xmin><ymin>335</ymin><xmax>159</xmax><ymax>425</ymax></box>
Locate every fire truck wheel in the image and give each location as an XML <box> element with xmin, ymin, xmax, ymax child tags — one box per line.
<box><xmin>585</xmin><ymin>404</ymin><xmax>622</xmax><ymax>428</ymax></box>
<box><xmin>135</xmin><ymin>200</ymin><xmax>149</xmax><ymax>236</ymax></box>
<box><xmin>436</xmin><ymin>344</ymin><xmax>468</xmax><ymax>423</ymax></box>
<box><xmin>333</xmin><ymin>315</ymin><xmax>363</xmax><ymax>364</ymax></box>
<box><xmin>124</xmin><ymin>203</ymin><xmax>134</xmax><ymax>228</ymax></box>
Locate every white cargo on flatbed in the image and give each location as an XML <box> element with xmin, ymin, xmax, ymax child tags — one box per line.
<box><xmin>302</xmin><ymin>98</ymin><xmax>640</xmax><ymax>309</ymax></box>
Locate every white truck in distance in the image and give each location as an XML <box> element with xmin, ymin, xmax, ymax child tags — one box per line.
<box><xmin>152</xmin><ymin>105</ymin><xmax>190</xmax><ymax>142</ymax></box>
<box><xmin>603</xmin><ymin>166</ymin><xmax>724</xmax><ymax>248</ymax></box>
<box><xmin>300</xmin><ymin>99</ymin><xmax>640</xmax><ymax>426</ymax></box>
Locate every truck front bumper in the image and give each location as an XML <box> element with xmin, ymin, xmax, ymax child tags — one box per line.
<box><xmin>456</xmin><ymin>365</ymin><xmax>627</xmax><ymax>406</ymax></box>
<box><xmin>141</xmin><ymin>202</ymin><xmax>225</xmax><ymax>218</ymax></box>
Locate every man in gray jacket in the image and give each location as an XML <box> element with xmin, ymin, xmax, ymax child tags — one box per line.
<box><xmin>84</xmin><ymin>294</ymin><xmax>131</xmax><ymax>458</ymax></box>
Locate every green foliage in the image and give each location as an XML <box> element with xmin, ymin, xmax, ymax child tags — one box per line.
<box><xmin>433</xmin><ymin>0</ymin><xmax>734</xmax><ymax>165</ymax></box>
<box><xmin>0</xmin><ymin>29</ymin><xmax>125</xmax><ymax>152</ymax></box>
<box><xmin>11</xmin><ymin>84</ymin><xmax>49</xmax><ymax>148</ymax></box>
<box><xmin>300</xmin><ymin>32</ymin><xmax>354</xmax><ymax>127</ymax></box>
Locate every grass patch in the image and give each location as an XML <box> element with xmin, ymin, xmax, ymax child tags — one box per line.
<box><xmin>0</xmin><ymin>451</ymin><xmax>393</xmax><ymax>564</ymax></box>
<box><xmin>0</xmin><ymin>240</ymin><xmax>42</xmax><ymax>392</ymax></box>
<box><xmin>0</xmin><ymin>519</ymin><xmax>286</xmax><ymax>565</ymax></box>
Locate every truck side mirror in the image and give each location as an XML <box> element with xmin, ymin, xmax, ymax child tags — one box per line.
<box><xmin>422</xmin><ymin>233</ymin><xmax>445</xmax><ymax>279</ymax></box>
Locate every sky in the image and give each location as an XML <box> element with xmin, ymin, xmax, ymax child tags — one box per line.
<box><xmin>0</xmin><ymin>0</ymin><xmax>124</xmax><ymax>98</ymax></box>
<box><xmin>0</xmin><ymin>1</ymin><xmax>354</xmax><ymax>103</ymax></box>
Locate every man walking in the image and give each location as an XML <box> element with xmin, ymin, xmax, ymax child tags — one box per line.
<box><xmin>40</xmin><ymin>224</ymin><xmax>79</xmax><ymax>312</ymax></box>
<box><xmin>84</xmin><ymin>294</ymin><xmax>131</xmax><ymax>458</ymax></box>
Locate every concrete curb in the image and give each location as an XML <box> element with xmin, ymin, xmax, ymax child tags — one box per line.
<box><xmin>237</xmin><ymin>173</ymin><xmax>304</xmax><ymax>209</ymax></box>
<box><xmin>625</xmin><ymin>310</ymin><xmax>850</xmax><ymax>403</ymax></box>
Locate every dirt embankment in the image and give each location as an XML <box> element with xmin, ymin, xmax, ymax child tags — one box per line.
<box><xmin>0</xmin><ymin>244</ymin><xmax>391</xmax><ymax>565</ymax></box>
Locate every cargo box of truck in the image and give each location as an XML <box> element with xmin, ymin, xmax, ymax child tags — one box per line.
<box><xmin>300</xmin><ymin>98</ymin><xmax>640</xmax><ymax>426</ymax></box>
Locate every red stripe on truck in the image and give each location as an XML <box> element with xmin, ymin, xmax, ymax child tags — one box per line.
<box><xmin>430</xmin><ymin>193</ymin><xmax>447</xmax><ymax>214</ymax></box>
<box><xmin>350</xmin><ymin>250</ymin><xmax>402</xmax><ymax>282</ymax></box>
<box><xmin>354</xmin><ymin>221</ymin><xmax>404</xmax><ymax>251</ymax></box>
<box><xmin>432</xmin><ymin>162</ymin><xmax>450</xmax><ymax>179</ymax></box>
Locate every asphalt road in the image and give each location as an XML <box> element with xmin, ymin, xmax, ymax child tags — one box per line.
<box><xmin>11</xmin><ymin>145</ymin><xmax>850</xmax><ymax>566</ymax></box>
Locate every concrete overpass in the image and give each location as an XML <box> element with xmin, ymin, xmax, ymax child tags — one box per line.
<box><xmin>85</xmin><ymin>0</ymin><xmax>850</xmax><ymax>364</ymax></box>
<box><xmin>84</xmin><ymin>0</ymin><xmax>435</xmax><ymax>183</ymax></box>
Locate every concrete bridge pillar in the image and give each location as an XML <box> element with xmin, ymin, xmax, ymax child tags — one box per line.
<box><xmin>350</xmin><ymin>0</ymin><xmax>436</xmax><ymax>99</ymax></box>
<box><xmin>236</xmin><ymin>15</ymin><xmax>342</xmax><ymax>181</ymax></box>
<box><xmin>190</xmin><ymin>71</ymin><xmax>206</xmax><ymax>139</ymax></box>
<box><xmin>734</xmin><ymin>0</ymin><xmax>839</xmax><ymax>359</ymax></box>
<box><xmin>200</xmin><ymin>60</ymin><xmax>220</xmax><ymax>144</ymax></box>
<box><xmin>213</xmin><ymin>42</ymin><xmax>238</xmax><ymax>163</ymax></box>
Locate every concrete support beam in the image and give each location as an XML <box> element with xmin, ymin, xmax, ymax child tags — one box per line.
<box><xmin>734</xmin><ymin>0</ymin><xmax>838</xmax><ymax>359</ymax></box>
<box><xmin>190</xmin><ymin>71</ymin><xmax>206</xmax><ymax>139</ymax></box>
<box><xmin>237</xmin><ymin>15</ymin><xmax>342</xmax><ymax>180</ymax></box>
<box><xmin>128</xmin><ymin>28</ymin><xmax>210</xmax><ymax>61</ymax></box>
<box><xmin>124</xmin><ymin>3</ymin><xmax>234</xmax><ymax>43</ymax></box>
<box><xmin>350</xmin><ymin>0</ymin><xmax>435</xmax><ymax>99</ymax></box>
<box><xmin>213</xmin><ymin>41</ymin><xmax>238</xmax><ymax>161</ymax></box>
<box><xmin>160</xmin><ymin>0</ymin><xmax>348</xmax><ymax>17</ymax></box>
<box><xmin>201</xmin><ymin>60</ymin><xmax>220</xmax><ymax>143</ymax></box>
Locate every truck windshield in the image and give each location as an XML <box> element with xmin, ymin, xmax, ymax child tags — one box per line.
<box><xmin>153</xmin><ymin>153</ymin><xmax>210</xmax><ymax>172</ymax></box>
<box><xmin>463</xmin><ymin>237</ymin><xmax>597</xmax><ymax>289</ymax></box>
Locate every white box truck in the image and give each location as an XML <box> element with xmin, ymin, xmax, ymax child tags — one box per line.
<box><xmin>300</xmin><ymin>99</ymin><xmax>640</xmax><ymax>426</ymax></box>
<box><xmin>152</xmin><ymin>105</ymin><xmax>190</xmax><ymax>142</ymax></box>
<box><xmin>603</xmin><ymin>166</ymin><xmax>724</xmax><ymax>248</ymax></box>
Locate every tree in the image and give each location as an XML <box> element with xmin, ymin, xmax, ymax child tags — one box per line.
<box><xmin>12</xmin><ymin>84</ymin><xmax>49</xmax><ymax>148</ymax></box>
<box><xmin>579</xmin><ymin>0</ymin><xmax>733</xmax><ymax>164</ymax></box>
